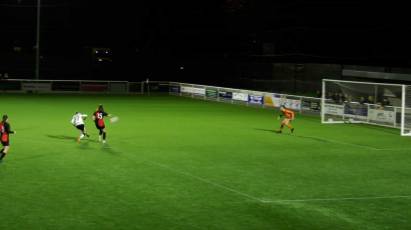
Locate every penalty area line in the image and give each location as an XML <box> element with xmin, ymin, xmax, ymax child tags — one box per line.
<box><xmin>144</xmin><ymin>160</ymin><xmax>265</xmax><ymax>203</ymax></box>
<box><xmin>140</xmin><ymin>158</ymin><xmax>411</xmax><ymax>205</ymax></box>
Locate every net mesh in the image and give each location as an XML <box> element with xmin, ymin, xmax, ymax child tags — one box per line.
<box><xmin>323</xmin><ymin>80</ymin><xmax>402</xmax><ymax>128</ymax></box>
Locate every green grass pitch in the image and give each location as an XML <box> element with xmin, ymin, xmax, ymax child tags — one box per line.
<box><xmin>1</xmin><ymin>93</ymin><xmax>411</xmax><ymax>230</ymax></box>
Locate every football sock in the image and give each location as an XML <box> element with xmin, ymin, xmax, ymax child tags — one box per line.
<box><xmin>103</xmin><ymin>132</ymin><xmax>106</xmax><ymax>140</ymax></box>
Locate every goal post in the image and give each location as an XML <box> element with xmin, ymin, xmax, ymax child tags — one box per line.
<box><xmin>401</xmin><ymin>85</ymin><xmax>411</xmax><ymax>136</ymax></box>
<box><xmin>322</xmin><ymin>79</ymin><xmax>411</xmax><ymax>136</ymax></box>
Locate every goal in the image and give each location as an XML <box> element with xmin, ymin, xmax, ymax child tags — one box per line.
<box><xmin>321</xmin><ymin>79</ymin><xmax>411</xmax><ymax>136</ymax></box>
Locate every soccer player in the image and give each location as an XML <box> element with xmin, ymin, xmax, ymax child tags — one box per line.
<box><xmin>71</xmin><ymin>112</ymin><xmax>90</xmax><ymax>143</ymax></box>
<box><xmin>92</xmin><ymin>104</ymin><xmax>111</xmax><ymax>144</ymax></box>
<box><xmin>0</xmin><ymin>115</ymin><xmax>16</xmax><ymax>162</ymax></box>
<box><xmin>277</xmin><ymin>105</ymin><xmax>295</xmax><ymax>133</ymax></box>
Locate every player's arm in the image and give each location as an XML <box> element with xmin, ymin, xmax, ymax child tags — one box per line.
<box><xmin>277</xmin><ymin>111</ymin><xmax>283</xmax><ymax>120</ymax></box>
<box><xmin>6</xmin><ymin>123</ymin><xmax>15</xmax><ymax>134</ymax></box>
<box><xmin>92</xmin><ymin>113</ymin><xmax>96</xmax><ymax>121</ymax></box>
<box><xmin>291</xmin><ymin>111</ymin><xmax>295</xmax><ymax>120</ymax></box>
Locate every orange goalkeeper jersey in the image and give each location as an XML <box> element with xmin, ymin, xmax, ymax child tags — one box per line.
<box><xmin>283</xmin><ymin>109</ymin><xmax>295</xmax><ymax>119</ymax></box>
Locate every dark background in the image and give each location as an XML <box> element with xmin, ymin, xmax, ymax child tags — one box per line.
<box><xmin>1</xmin><ymin>0</ymin><xmax>411</xmax><ymax>93</ymax></box>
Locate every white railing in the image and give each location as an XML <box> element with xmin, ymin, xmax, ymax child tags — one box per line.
<box><xmin>0</xmin><ymin>79</ymin><xmax>135</xmax><ymax>94</ymax></box>
<box><xmin>0</xmin><ymin>79</ymin><xmax>321</xmax><ymax>113</ymax></box>
<box><xmin>2</xmin><ymin>79</ymin><xmax>409</xmax><ymax>134</ymax></box>
<box><xmin>168</xmin><ymin>82</ymin><xmax>321</xmax><ymax>114</ymax></box>
<box><xmin>0</xmin><ymin>79</ymin><xmax>170</xmax><ymax>95</ymax></box>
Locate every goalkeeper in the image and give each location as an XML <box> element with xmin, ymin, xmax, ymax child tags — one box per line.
<box><xmin>277</xmin><ymin>105</ymin><xmax>295</xmax><ymax>133</ymax></box>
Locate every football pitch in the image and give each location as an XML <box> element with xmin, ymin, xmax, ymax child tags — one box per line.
<box><xmin>1</xmin><ymin>94</ymin><xmax>411</xmax><ymax>230</ymax></box>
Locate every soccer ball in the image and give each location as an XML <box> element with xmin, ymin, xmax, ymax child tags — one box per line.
<box><xmin>110</xmin><ymin>116</ymin><xmax>119</xmax><ymax>123</ymax></box>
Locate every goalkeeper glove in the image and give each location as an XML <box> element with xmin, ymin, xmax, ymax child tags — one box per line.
<box><xmin>277</xmin><ymin>114</ymin><xmax>283</xmax><ymax>120</ymax></box>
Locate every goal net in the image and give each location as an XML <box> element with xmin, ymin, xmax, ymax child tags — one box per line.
<box><xmin>321</xmin><ymin>79</ymin><xmax>411</xmax><ymax>136</ymax></box>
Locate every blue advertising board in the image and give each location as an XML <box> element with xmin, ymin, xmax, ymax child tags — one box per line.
<box><xmin>219</xmin><ymin>91</ymin><xmax>232</xmax><ymax>99</ymax></box>
<box><xmin>170</xmin><ymin>85</ymin><xmax>180</xmax><ymax>93</ymax></box>
<box><xmin>248</xmin><ymin>95</ymin><xmax>264</xmax><ymax>105</ymax></box>
<box><xmin>344</xmin><ymin>103</ymin><xmax>368</xmax><ymax>117</ymax></box>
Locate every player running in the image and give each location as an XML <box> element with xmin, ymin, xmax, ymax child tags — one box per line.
<box><xmin>71</xmin><ymin>112</ymin><xmax>90</xmax><ymax>143</ymax></box>
<box><xmin>0</xmin><ymin>115</ymin><xmax>16</xmax><ymax>162</ymax></box>
<box><xmin>93</xmin><ymin>104</ymin><xmax>111</xmax><ymax>144</ymax></box>
<box><xmin>277</xmin><ymin>105</ymin><xmax>295</xmax><ymax>133</ymax></box>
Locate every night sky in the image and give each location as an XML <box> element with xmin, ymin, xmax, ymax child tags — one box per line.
<box><xmin>1</xmin><ymin>0</ymin><xmax>411</xmax><ymax>79</ymax></box>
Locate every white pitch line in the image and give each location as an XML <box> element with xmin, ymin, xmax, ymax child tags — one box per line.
<box><xmin>261</xmin><ymin>195</ymin><xmax>411</xmax><ymax>203</ymax></box>
<box><xmin>374</xmin><ymin>148</ymin><xmax>411</xmax><ymax>151</ymax></box>
<box><xmin>325</xmin><ymin>139</ymin><xmax>379</xmax><ymax>150</ymax></box>
<box><xmin>145</xmin><ymin>160</ymin><xmax>411</xmax><ymax>205</ymax></box>
<box><xmin>145</xmin><ymin>160</ymin><xmax>264</xmax><ymax>203</ymax></box>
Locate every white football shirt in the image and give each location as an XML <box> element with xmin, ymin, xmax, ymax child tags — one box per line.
<box><xmin>71</xmin><ymin>113</ymin><xmax>87</xmax><ymax>126</ymax></box>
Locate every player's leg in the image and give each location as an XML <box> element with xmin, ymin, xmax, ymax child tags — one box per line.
<box><xmin>0</xmin><ymin>146</ymin><xmax>4</xmax><ymax>160</ymax></box>
<box><xmin>102</xmin><ymin>128</ymin><xmax>107</xmax><ymax>144</ymax></box>
<box><xmin>76</xmin><ymin>125</ymin><xmax>84</xmax><ymax>142</ymax></box>
<box><xmin>279</xmin><ymin>119</ymin><xmax>293</xmax><ymax>133</ymax></box>
<box><xmin>98</xmin><ymin>129</ymin><xmax>103</xmax><ymax>142</ymax></box>
<box><xmin>278</xmin><ymin>119</ymin><xmax>287</xmax><ymax>133</ymax></box>
<box><xmin>83</xmin><ymin>126</ymin><xmax>90</xmax><ymax>137</ymax></box>
<box><xmin>77</xmin><ymin>130</ymin><xmax>83</xmax><ymax>143</ymax></box>
<box><xmin>79</xmin><ymin>125</ymin><xmax>85</xmax><ymax>140</ymax></box>
<box><xmin>0</xmin><ymin>145</ymin><xmax>10</xmax><ymax>161</ymax></box>
<box><xmin>286</xmin><ymin>120</ymin><xmax>294</xmax><ymax>133</ymax></box>
<box><xmin>96</xmin><ymin>123</ymin><xmax>102</xmax><ymax>141</ymax></box>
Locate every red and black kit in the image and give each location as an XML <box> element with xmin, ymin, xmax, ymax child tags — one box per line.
<box><xmin>0</xmin><ymin>121</ymin><xmax>14</xmax><ymax>146</ymax></box>
<box><xmin>93</xmin><ymin>111</ymin><xmax>108</xmax><ymax>130</ymax></box>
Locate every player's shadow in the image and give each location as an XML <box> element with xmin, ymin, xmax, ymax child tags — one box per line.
<box><xmin>46</xmin><ymin>135</ymin><xmax>77</xmax><ymax>142</ymax></box>
<box><xmin>14</xmin><ymin>153</ymin><xmax>52</xmax><ymax>162</ymax></box>
<box><xmin>290</xmin><ymin>134</ymin><xmax>330</xmax><ymax>143</ymax></box>
<box><xmin>46</xmin><ymin>135</ymin><xmax>99</xmax><ymax>143</ymax></box>
<box><xmin>255</xmin><ymin>128</ymin><xmax>331</xmax><ymax>142</ymax></box>
<box><xmin>77</xmin><ymin>141</ymin><xmax>92</xmax><ymax>150</ymax></box>
<box><xmin>254</xmin><ymin>128</ymin><xmax>280</xmax><ymax>133</ymax></box>
<box><xmin>100</xmin><ymin>144</ymin><xmax>121</xmax><ymax>155</ymax></box>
